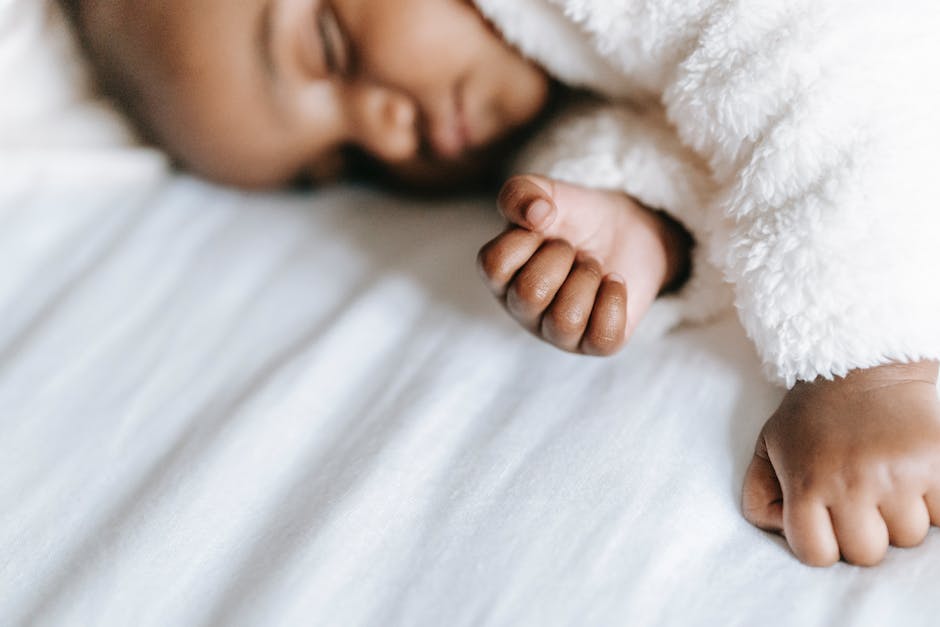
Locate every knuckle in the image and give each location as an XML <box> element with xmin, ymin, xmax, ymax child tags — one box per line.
<box><xmin>498</xmin><ymin>175</ymin><xmax>534</xmax><ymax>210</ymax></box>
<box><xmin>476</xmin><ymin>244</ymin><xmax>497</xmax><ymax>273</ymax></box>
<box><xmin>843</xmin><ymin>543</ymin><xmax>885</xmax><ymax>567</ymax></box>
<box><xmin>885</xmin><ymin>462</ymin><xmax>920</xmax><ymax>492</ymax></box>
<box><xmin>794</xmin><ymin>471</ymin><xmax>826</xmax><ymax>498</ymax></box>
<box><xmin>838</xmin><ymin>469</ymin><xmax>865</xmax><ymax>494</ymax></box>
<box><xmin>509</xmin><ymin>274</ymin><xmax>552</xmax><ymax>310</ymax></box>
<box><xmin>584</xmin><ymin>331</ymin><xmax>620</xmax><ymax>356</ymax></box>
<box><xmin>547</xmin><ymin>303</ymin><xmax>588</xmax><ymax>336</ymax></box>
<box><xmin>891</xmin><ymin>528</ymin><xmax>926</xmax><ymax>548</ymax></box>
<box><xmin>829</xmin><ymin>467</ymin><xmax>873</xmax><ymax>500</ymax></box>
<box><xmin>800</xmin><ymin>547</ymin><xmax>840</xmax><ymax>568</ymax></box>
<box><xmin>886</xmin><ymin>513</ymin><xmax>929</xmax><ymax>548</ymax></box>
<box><xmin>741</xmin><ymin>502</ymin><xmax>762</xmax><ymax>526</ymax></box>
<box><xmin>544</xmin><ymin>238</ymin><xmax>574</xmax><ymax>255</ymax></box>
<box><xmin>795</xmin><ymin>466</ymin><xmax>870</xmax><ymax>501</ymax></box>
<box><xmin>476</xmin><ymin>244</ymin><xmax>510</xmax><ymax>284</ymax></box>
<box><xmin>605</xmin><ymin>288</ymin><xmax>627</xmax><ymax>310</ymax></box>
<box><xmin>576</xmin><ymin>258</ymin><xmax>603</xmax><ymax>281</ymax></box>
<box><xmin>795</xmin><ymin>474</ymin><xmax>818</xmax><ymax>497</ymax></box>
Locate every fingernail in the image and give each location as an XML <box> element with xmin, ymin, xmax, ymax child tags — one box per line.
<box><xmin>607</xmin><ymin>273</ymin><xmax>626</xmax><ymax>284</ymax></box>
<box><xmin>526</xmin><ymin>199</ymin><xmax>552</xmax><ymax>228</ymax></box>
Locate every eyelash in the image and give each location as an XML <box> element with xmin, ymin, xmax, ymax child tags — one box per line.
<box><xmin>318</xmin><ymin>4</ymin><xmax>351</xmax><ymax>76</ymax></box>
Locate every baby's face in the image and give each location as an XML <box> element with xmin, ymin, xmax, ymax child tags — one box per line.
<box><xmin>84</xmin><ymin>0</ymin><xmax>550</xmax><ymax>187</ymax></box>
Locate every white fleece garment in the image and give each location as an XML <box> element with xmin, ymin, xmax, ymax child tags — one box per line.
<box><xmin>474</xmin><ymin>0</ymin><xmax>940</xmax><ymax>387</ymax></box>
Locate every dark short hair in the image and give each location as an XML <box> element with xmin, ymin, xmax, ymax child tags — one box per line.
<box><xmin>58</xmin><ymin>0</ymin><xmax>157</xmax><ymax>145</ymax></box>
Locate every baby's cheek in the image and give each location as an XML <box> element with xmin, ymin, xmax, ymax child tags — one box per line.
<box><xmin>480</xmin><ymin>81</ymin><xmax>537</xmax><ymax>146</ymax></box>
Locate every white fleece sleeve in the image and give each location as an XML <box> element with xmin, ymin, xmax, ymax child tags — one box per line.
<box><xmin>512</xmin><ymin>98</ymin><xmax>733</xmax><ymax>339</ymax></box>
<box><xmin>662</xmin><ymin>1</ymin><xmax>940</xmax><ymax>387</ymax></box>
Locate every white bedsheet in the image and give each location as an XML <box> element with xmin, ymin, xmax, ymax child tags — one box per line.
<box><xmin>3</xmin><ymin>2</ymin><xmax>940</xmax><ymax>626</ymax></box>
<box><xmin>3</xmin><ymin>162</ymin><xmax>940</xmax><ymax>627</ymax></box>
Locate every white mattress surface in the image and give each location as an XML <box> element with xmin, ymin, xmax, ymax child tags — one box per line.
<box><xmin>3</xmin><ymin>2</ymin><xmax>940</xmax><ymax>626</ymax></box>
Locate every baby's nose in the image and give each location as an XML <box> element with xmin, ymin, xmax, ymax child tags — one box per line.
<box><xmin>351</xmin><ymin>85</ymin><xmax>419</xmax><ymax>163</ymax></box>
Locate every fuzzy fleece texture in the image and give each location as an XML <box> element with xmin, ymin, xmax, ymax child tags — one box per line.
<box><xmin>474</xmin><ymin>0</ymin><xmax>940</xmax><ymax>387</ymax></box>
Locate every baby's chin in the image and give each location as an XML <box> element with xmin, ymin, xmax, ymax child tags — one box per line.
<box><xmin>325</xmin><ymin>143</ymin><xmax>507</xmax><ymax>195</ymax></box>
<box><xmin>381</xmin><ymin>150</ymin><xmax>505</xmax><ymax>192</ymax></box>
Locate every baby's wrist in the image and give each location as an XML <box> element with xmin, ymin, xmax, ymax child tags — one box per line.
<box><xmin>795</xmin><ymin>360</ymin><xmax>939</xmax><ymax>393</ymax></box>
<box><xmin>655</xmin><ymin>211</ymin><xmax>694</xmax><ymax>295</ymax></box>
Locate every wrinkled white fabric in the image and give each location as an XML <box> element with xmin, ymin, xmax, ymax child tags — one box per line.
<box><xmin>7</xmin><ymin>171</ymin><xmax>940</xmax><ymax>627</ymax></box>
<box><xmin>476</xmin><ymin>0</ymin><xmax>940</xmax><ymax>386</ymax></box>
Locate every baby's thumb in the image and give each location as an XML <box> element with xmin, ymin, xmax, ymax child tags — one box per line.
<box><xmin>742</xmin><ymin>436</ymin><xmax>784</xmax><ymax>533</ymax></box>
<box><xmin>497</xmin><ymin>174</ymin><xmax>557</xmax><ymax>231</ymax></box>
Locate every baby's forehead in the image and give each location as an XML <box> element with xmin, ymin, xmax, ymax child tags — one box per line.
<box><xmin>73</xmin><ymin>0</ymin><xmax>294</xmax><ymax>180</ymax></box>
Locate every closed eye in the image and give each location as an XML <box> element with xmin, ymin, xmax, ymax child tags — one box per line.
<box><xmin>318</xmin><ymin>4</ymin><xmax>351</xmax><ymax>76</ymax></box>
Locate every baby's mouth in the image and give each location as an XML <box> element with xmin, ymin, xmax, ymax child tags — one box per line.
<box><xmin>425</xmin><ymin>80</ymin><xmax>471</xmax><ymax>160</ymax></box>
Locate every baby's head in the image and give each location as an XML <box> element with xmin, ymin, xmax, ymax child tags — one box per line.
<box><xmin>66</xmin><ymin>0</ymin><xmax>551</xmax><ymax>188</ymax></box>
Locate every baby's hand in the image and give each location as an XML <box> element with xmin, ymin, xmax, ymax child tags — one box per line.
<box><xmin>742</xmin><ymin>361</ymin><xmax>940</xmax><ymax>566</ymax></box>
<box><xmin>477</xmin><ymin>175</ymin><xmax>689</xmax><ymax>355</ymax></box>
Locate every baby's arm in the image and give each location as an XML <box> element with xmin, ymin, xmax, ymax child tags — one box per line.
<box><xmin>512</xmin><ymin>2</ymin><xmax>940</xmax><ymax>564</ymax></box>
<box><xmin>743</xmin><ymin>361</ymin><xmax>940</xmax><ymax>566</ymax></box>
<box><xmin>661</xmin><ymin>3</ymin><xmax>940</xmax><ymax>388</ymax></box>
<box><xmin>655</xmin><ymin>4</ymin><xmax>940</xmax><ymax>563</ymax></box>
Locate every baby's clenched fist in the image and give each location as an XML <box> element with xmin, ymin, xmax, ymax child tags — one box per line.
<box><xmin>743</xmin><ymin>361</ymin><xmax>940</xmax><ymax>566</ymax></box>
<box><xmin>477</xmin><ymin>174</ymin><xmax>691</xmax><ymax>355</ymax></box>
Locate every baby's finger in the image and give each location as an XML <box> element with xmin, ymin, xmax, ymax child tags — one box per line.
<box><xmin>879</xmin><ymin>496</ymin><xmax>931</xmax><ymax>548</ymax></box>
<box><xmin>541</xmin><ymin>256</ymin><xmax>604</xmax><ymax>352</ymax></box>
<box><xmin>783</xmin><ymin>500</ymin><xmax>839</xmax><ymax>567</ymax></box>
<box><xmin>506</xmin><ymin>240</ymin><xmax>576</xmax><ymax>329</ymax></box>
<box><xmin>829</xmin><ymin>504</ymin><xmax>889</xmax><ymax>566</ymax></box>
<box><xmin>741</xmin><ymin>448</ymin><xmax>784</xmax><ymax>533</ymax></box>
<box><xmin>580</xmin><ymin>275</ymin><xmax>627</xmax><ymax>356</ymax></box>
<box><xmin>497</xmin><ymin>174</ymin><xmax>557</xmax><ymax>231</ymax></box>
<box><xmin>477</xmin><ymin>227</ymin><xmax>544</xmax><ymax>296</ymax></box>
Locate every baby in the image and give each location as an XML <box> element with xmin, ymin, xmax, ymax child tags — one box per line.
<box><xmin>64</xmin><ymin>0</ymin><xmax>940</xmax><ymax>566</ymax></box>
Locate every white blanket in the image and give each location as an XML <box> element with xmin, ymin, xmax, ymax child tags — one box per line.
<box><xmin>2</xmin><ymin>3</ymin><xmax>939</xmax><ymax>626</ymax></box>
